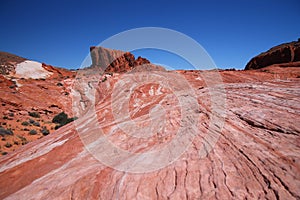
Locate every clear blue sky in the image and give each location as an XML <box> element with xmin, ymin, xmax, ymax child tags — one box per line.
<box><xmin>0</xmin><ymin>0</ymin><xmax>299</xmax><ymax>69</ymax></box>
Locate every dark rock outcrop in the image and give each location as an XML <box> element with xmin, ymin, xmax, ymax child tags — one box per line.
<box><xmin>245</xmin><ymin>39</ymin><xmax>300</xmax><ymax>70</ymax></box>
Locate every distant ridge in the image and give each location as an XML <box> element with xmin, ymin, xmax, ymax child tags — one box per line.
<box><xmin>245</xmin><ymin>39</ymin><xmax>300</xmax><ymax>70</ymax></box>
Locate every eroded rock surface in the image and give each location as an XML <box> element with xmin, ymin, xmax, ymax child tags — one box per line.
<box><xmin>90</xmin><ymin>46</ymin><xmax>165</xmax><ymax>73</ymax></box>
<box><xmin>0</xmin><ymin>52</ymin><xmax>76</xmax><ymax>154</ymax></box>
<box><xmin>0</xmin><ymin>65</ymin><xmax>299</xmax><ymax>199</ymax></box>
<box><xmin>245</xmin><ymin>39</ymin><xmax>300</xmax><ymax>70</ymax></box>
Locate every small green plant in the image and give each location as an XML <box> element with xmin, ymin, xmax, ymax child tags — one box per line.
<box><xmin>33</xmin><ymin>121</ymin><xmax>40</xmax><ymax>127</ymax></box>
<box><xmin>17</xmin><ymin>135</ymin><xmax>28</xmax><ymax>145</ymax></box>
<box><xmin>29</xmin><ymin>119</ymin><xmax>35</xmax><ymax>124</ymax></box>
<box><xmin>52</xmin><ymin>112</ymin><xmax>68</xmax><ymax>124</ymax></box>
<box><xmin>29</xmin><ymin>129</ymin><xmax>37</xmax><ymax>135</ymax></box>
<box><xmin>66</xmin><ymin>116</ymin><xmax>78</xmax><ymax>124</ymax></box>
<box><xmin>4</xmin><ymin>142</ymin><xmax>12</xmax><ymax>148</ymax></box>
<box><xmin>17</xmin><ymin>135</ymin><xmax>26</xmax><ymax>140</ymax></box>
<box><xmin>0</xmin><ymin>127</ymin><xmax>13</xmax><ymax>136</ymax></box>
<box><xmin>29</xmin><ymin>112</ymin><xmax>40</xmax><ymax>118</ymax></box>
<box><xmin>21</xmin><ymin>121</ymin><xmax>29</xmax><ymax>126</ymax></box>
<box><xmin>52</xmin><ymin>112</ymin><xmax>77</xmax><ymax>130</ymax></box>
<box><xmin>101</xmin><ymin>76</ymin><xmax>107</xmax><ymax>82</ymax></box>
<box><xmin>54</xmin><ymin>124</ymin><xmax>62</xmax><ymax>130</ymax></box>
<box><xmin>41</xmin><ymin>127</ymin><xmax>50</xmax><ymax>136</ymax></box>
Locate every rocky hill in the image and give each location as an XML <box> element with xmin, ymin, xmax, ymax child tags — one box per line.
<box><xmin>0</xmin><ymin>52</ymin><xmax>26</xmax><ymax>75</ymax></box>
<box><xmin>90</xmin><ymin>46</ymin><xmax>165</xmax><ymax>73</ymax></box>
<box><xmin>245</xmin><ymin>39</ymin><xmax>300</xmax><ymax>70</ymax></box>
<box><xmin>0</xmin><ymin>45</ymin><xmax>299</xmax><ymax>199</ymax></box>
<box><xmin>0</xmin><ymin>53</ymin><xmax>76</xmax><ymax>155</ymax></box>
<box><xmin>0</xmin><ymin>47</ymin><xmax>168</xmax><ymax>155</ymax></box>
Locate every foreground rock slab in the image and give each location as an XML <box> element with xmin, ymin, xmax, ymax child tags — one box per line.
<box><xmin>0</xmin><ymin>66</ymin><xmax>299</xmax><ymax>199</ymax></box>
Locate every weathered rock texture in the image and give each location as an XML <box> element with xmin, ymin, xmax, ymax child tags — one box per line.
<box><xmin>245</xmin><ymin>39</ymin><xmax>300</xmax><ymax>70</ymax></box>
<box><xmin>0</xmin><ymin>52</ymin><xmax>26</xmax><ymax>75</ymax></box>
<box><xmin>0</xmin><ymin>53</ymin><xmax>76</xmax><ymax>155</ymax></box>
<box><xmin>0</xmin><ymin>64</ymin><xmax>299</xmax><ymax>199</ymax></box>
<box><xmin>90</xmin><ymin>46</ymin><xmax>165</xmax><ymax>73</ymax></box>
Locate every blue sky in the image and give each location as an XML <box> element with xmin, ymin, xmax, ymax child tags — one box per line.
<box><xmin>0</xmin><ymin>0</ymin><xmax>299</xmax><ymax>70</ymax></box>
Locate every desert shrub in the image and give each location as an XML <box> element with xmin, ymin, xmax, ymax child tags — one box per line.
<box><xmin>29</xmin><ymin>129</ymin><xmax>37</xmax><ymax>135</ymax></box>
<box><xmin>56</xmin><ymin>82</ymin><xmax>63</xmax><ymax>86</ymax></box>
<box><xmin>3</xmin><ymin>116</ymin><xmax>8</xmax><ymax>120</ymax></box>
<box><xmin>17</xmin><ymin>135</ymin><xmax>26</xmax><ymax>140</ymax></box>
<box><xmin>4</xmin><ymin>142</ymin><xmax>12</xmax><ymax>148</ymax></box>
<box><xmin>66</xmin><ymin>116</ymin><xmax>78</xmax><ymax>124</ymax></box>
<box><xmin>1</xmin><ymin>152</ymin><xmax>7</xmax><ymax>155</ymax></box>
<box><xmin>29</xmin><ymin>119</ymin><xmax>35</xmax><ymax>124</ymax></box>
<box><xmin>41</xmin><ymin>127</ymin><xmax>50</xmax><ymax>136</ymax></box>
<box><xmin>14</xmin><ymin>141</ymin><xmax>19</xmax><ymax>145</ymax></box>
<box><xmin>0</xmin><ymin>127</ymin><xmax>13</xmax><ymax>136</ymax></box>
<box><xmin>52</xmin><ymin>112</ymin><xmax>77</xmax><ymax>130</ymax></box>
<box><xmin>29</xmin><ymin>112</ymin><xmax>40</xmax><ymax>118</ymax></box>
<box><xmin>17</xmin><ymin>135</ymin><xmax>28</xmax><ymax>145</ymax></box>
<box><xmin>8</xmin><ymin>113</ymin><xmax>14</xmax><ymax>117</ymax></box>
<box><xmin>21</xmin><ymin>121</ymin><xmax>29</xmax><ymax>126</ymax></box>
<box><xmin>33</xmin><ymin>121</ymin><xmax>40</xmax><ymax>127</ymax></box>
<box><xmin>101</xmin><ymin>76</ymin><xmax>107</xmax><ymax>82</ymax></box>
<box><xmin>52</xmin><ymin>112</ymin><xmax>68</xmax><ymax>125</ymax></box>
<box><xmin>54</xmin><ymin>124</ymin><xmax>62</xmax><ymax>130</ymax></box>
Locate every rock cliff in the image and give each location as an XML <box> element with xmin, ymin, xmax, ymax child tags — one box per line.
<box><xmin>90</xmin><ymin>46</ymin><xmax>165</xmax><ymax>73</ymax></box>
<box><xmin>245</xmin><ymin>39</ymin><xmax>300</xmax><ymax>70</ymax></box>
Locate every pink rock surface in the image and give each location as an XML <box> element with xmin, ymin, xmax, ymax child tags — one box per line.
<box><xmin>0</xmin><ymin>66</ymin><xmax>299</xmax><ymax>199</ymax></box>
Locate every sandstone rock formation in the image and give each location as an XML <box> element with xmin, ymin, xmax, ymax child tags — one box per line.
<box><xmin>0</xmin><ymin>46</ymin><xmax>300</xmax><ymax>199</ymax></box>
<box><xmin>0</xmin><ymin>53</ymin><xmax>76</xmax><ymax>155</ymax></box>
<box><xmin>245</xmin><ymin>39</ymin><xmax>300</xmax><ymax>70</ymax></box>
<box><xmin>90</xmin><ymin>46</ymin><xmax>165</xmax><ymax>73</ymax></box>
<box><xmin>0</xmin><ymin>64</ymin><xmax>299</xmax><ymax>199</ymax></box>
<box><xmin>0</xmin><ymin>52</ymin><xmax>26</xmax><ymax>75</ymax></box>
